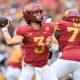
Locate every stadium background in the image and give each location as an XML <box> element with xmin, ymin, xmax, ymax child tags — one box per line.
<box><xmin>0</xmin><ymin>0</ymin><xmax>80</xmax><ymax>80</ymax></box>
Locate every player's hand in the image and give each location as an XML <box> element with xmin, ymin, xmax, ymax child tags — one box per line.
<box><xmin>46</xmin><ymin>36</ymin><xmax>52</xmax><ymax>48</ymax></box>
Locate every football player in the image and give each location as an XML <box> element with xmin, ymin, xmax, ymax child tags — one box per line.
<box><xmin>1</xmin><ymin>3</ymin><xmax>58</xmax><ymax>80</ymax></box>
<box><xmin>46</xmin><ymin>9</ymin><xmax>80</xmax><ymax>80</ymax></box>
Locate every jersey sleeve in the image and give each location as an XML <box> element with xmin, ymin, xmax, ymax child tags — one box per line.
<box><xmin>47</xmin><ymin>22</ymin><xmax>55</xmax><ymax>32</ymax></box>
<box><xmin>16</xmin><ymin>27</ymin><xmax>23</xmax><ymax>36</ymax></box>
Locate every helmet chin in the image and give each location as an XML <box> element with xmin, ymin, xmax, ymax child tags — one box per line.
<box><xmin>25</xmin><ymin>18</ymin><xmax>43</xmax><ymax>25</ymax></box>
<box><xmin>33</xmin><ymin>18</ymin><xmax>43</xmax><ymax>26</ymax></box>
<box><xmin>36</xmin><ymin>17</ymin><xmax>43</xmax><ymax>22</ymax></box>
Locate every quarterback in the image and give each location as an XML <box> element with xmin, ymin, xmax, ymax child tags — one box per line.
<box><xmin>1</xmin><ymin>3</ymin><xmax>58</xmax><ymax>80</ymax></box>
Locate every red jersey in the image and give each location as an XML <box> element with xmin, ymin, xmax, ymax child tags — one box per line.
<box><xmin>16</xmin><ymin>22</ymin><xmax>55</xmax><ymax>67</ymax></box>
<box><xmin>56</xmin><ymin>20</ymin><xmax>80</xmax><ymax>61</ymax></box>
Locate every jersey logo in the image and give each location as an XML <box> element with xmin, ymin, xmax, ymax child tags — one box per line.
<box><xmin>28</xmin><ymin>33</ymin><xmax>32</xmax><ymax>36</ymax></box>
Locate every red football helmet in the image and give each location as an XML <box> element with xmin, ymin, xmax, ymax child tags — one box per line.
<box><xmin>64</xmin><ymin>9</ymin><xmax>80</xmax><ymax>17</ymax></box>
<box><xmin>23</xmin><ymin>3</ymin><xmax>43</xmax><ymax>22</ymax></box>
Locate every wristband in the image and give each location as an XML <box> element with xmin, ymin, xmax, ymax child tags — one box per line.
<box><xmin>1</xmin><ymin>27</ymin><xmax>8</xmax><ymax>32</ymax></box>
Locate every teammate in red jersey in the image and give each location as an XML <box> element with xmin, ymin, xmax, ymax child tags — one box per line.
<box><xmin>46</xmin><ymin>9</ymin><xmax>80</xmax><ymax>80</ymax></box>
<box><xmin>1</xmin><ymin>3</ymin><xmax>58</xmax><ymax>80</ymax></box>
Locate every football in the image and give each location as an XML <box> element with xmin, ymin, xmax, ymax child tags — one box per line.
<box><xmin>0</xmin><ymin>17</ymin><xmax>9</xmax><ymax>28</ymax></box>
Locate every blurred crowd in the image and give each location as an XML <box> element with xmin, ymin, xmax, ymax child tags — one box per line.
<box><xmin>0</xmin><ymin>0</ymin><xmax>80</xmax><ymax>80</ymax></box>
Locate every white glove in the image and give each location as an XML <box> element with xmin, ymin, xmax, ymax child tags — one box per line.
<box><xmin>49</xmin><ymin>44</ymin><xmax>59</xmax><ymax>52</ymax></box>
